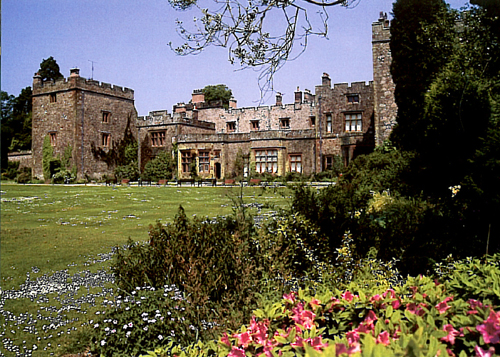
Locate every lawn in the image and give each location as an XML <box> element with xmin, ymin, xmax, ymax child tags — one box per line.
<box><xmin>0</xmin><ymin>183</ymin><xmax>291</xmax><ymax>356</ymax></box>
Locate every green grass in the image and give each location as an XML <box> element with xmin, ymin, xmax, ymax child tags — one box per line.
<box><xmin>0</xmin><ymin>183</ymin><xmax>291</xmax><ymax>356</ymax></box>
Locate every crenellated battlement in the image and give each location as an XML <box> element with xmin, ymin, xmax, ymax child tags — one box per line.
<box><xmin>32</xmin><ymin>69</ymin><xmax>134</xmax><ymax>100</ymax></box>
<box><xmin>137</xmin><ymin>110</ymin><xmax>215</xmax><ymax>130</ymax></box>
<box><xmin>332</xmin><ymin>81</ymin><xmax>373</xmax><ymax>91</ymax></box>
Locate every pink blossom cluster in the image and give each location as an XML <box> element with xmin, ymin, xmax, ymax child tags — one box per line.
<box><xmin>218</xmin><ymin>286</ymin><xmax>500</xmax><ymax>357</ymax></box>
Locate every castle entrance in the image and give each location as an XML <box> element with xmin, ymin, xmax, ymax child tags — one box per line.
<box><xmin>215</xmin><ymin>163</ymin><xmax>221</xmax><ymax>179</ymax></box>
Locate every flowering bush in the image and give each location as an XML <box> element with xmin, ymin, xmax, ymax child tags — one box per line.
<box><xmin>143</xmin><ymin>273</ymin><xmax>500</xmax><ymax>357</ymax></box>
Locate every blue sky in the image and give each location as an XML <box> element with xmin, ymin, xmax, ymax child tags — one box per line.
<box><xmin>2</xmin><ymin>0</ymin><xmax>468</xmax><ymax>115</ymax></box>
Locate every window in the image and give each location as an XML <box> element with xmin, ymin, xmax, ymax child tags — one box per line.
<box><xmin>226</xmin><ymin>122</ymin><xmax>236</xmax><ymax>132</ymax></box>
<box><xmin>345</xmin><ymin>113</ymin><xmax>362</xmax><ymax>132</ymax></box>
<box><xmin>347</xmin><ymin>94</ymin><xmax>360</xmax><ymax>104</ymax></box>
<box><xmin>280</xmin><ymin>118</ymin><xmax>290</xmax><ymax>129</ymax></box>
<box><xmin>102</xmin><ymin>112</ymin><xmax>111</xmax><ymax>123</ymax></box>
<box><xmin>214</xmin><ymin>150</ymin><xmax>221</xmax><ymax>159</ymax></box>
<box><xmin>151</xmin><ymin>131</ymin><xmax>166</xmax><ymax>147</ymax></box>
<box><xmin>326</xmin><ymin>114</ymin><xmax>332</xmax><ymax>133</ymax></box>
<box><xmin>325</xmin><ymin>156</ymin><xmax>333</xmax><ymax>170</ymax></box>
<box><xmin>251</xmin><ymin>120</ymin><xmax>260</xmax><ymax>131</ymax></box>
<box><xmin>50</xmin><ymin>93</ymin><xmax>57</xmax><ymax>103</ymax></box>
<box><xmin>289</xmin><ymin>154</ymin><xmax>302</xmax><ymax>173</ymax></box>
<box><xmin>49</xmin><ymin>132</ymin><xmax>57</xmax><ymax>146</ymax></box>
<box><xmin>181</xmin><ymin>151</ymin><xmax>192</xmax><ymax>173</ymax></box>
<box><xmin>255</xmin><ymin>149</ymin><xmax>278</xmax><ymax>174</ymax></box>
<box><xmin>101</xmin><ymin>133</ymin><xmax>111</xmax><ymax>147</ymax></box>
<box><xmin>310</xmin><ymin>116</ymin><xmax>316</xmax><ymax>127</ymax></box>
<box><xmin>199</xmin><ymin>150</ymin><xmax>210</xmax><ymax>173</ymax></box>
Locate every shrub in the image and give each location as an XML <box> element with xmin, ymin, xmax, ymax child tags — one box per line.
<box><xmin>115</xmin><ymin>162</ymin><xmax>140</xmax><ymax>181</ymax></box>
<box><xmin>51</xmin><ymin>169</ymin><xmax>75</xmax><ymax>184</ymax></box>
<box><xmin>2</xmin><ymin>161</ymin><xmax>20</xmax><ymax>180</ymax></box>
<box><xmin>111</xmin><ymin>206</ymin><xmax>262</xmax><ymax>342</ymax></box>
<box><xmin>16</xmin><ymin>167</ymin><xmax>32</xmax><ymax>183</ymax></box>
<box><xmin>141</xmin><ymin>151</ymin><xmax>174</xmax><ymax>182</ymax></box>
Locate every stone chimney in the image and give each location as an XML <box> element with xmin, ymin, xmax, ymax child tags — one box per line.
<box><xmin>229</xmin><ymin>97</ymin><xmax>237</xmax><ymax>109</ymax></box>
<box><xmin>191</xmin><ymin>89</ymin><xmax>205</xmax><ymax>104</ymax></box>
<box><xmin>303</xmin><ymin>89</ymin><xmax>314</xmax><ymax>103</ymax></box>
<box><xmin>294</xmin><ymin>87</ymin><xmax>303</xmax><ymax>104</ymax></box>
<box><xmin>33</xmin><ymin>72</ymin><xmax>42</xmax><ymax>89</ymax></box>
<box><xmin>276</xmin><ymin>92</ymin><xmax>283</xmax><ymax>106</ymax></box>
<box><xmin>322</xmin><ymin>73</ymin><xmax>331</xmax><ymax>87</ymax></box>
<box><xmin>70</xmin><ymin>68</ymin><xmax>80</xmax><ymax>77</ymax></box>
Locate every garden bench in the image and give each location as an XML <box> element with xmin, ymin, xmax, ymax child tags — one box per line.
<box><xmin>177</xmin><ymin>178</ymin><xmax>195</xmax><ymax>186</ymax></box>
<box><xmin>197</xmin><ymin>178</ymin><xmax>217</xmax><ymax>187</ymax></box>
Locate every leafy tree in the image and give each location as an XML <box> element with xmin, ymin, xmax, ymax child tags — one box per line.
<box><xmin>8</xmin><ymin>87</ymin><xmax>32</xmax><ymax>152</ymax></box>
<box><xmin>389</xmin><ymin>0</ymin><xmax>456</xmax><ymax>153</ymax></box>
<box><xmin>37</xmin><ymin>56</ymin><xmax>63</xmax><ymax>82</ymax></box>
<box><xmin>141</xmin><ymin>150</ymin><xmax>175</xmax><ymax>181</ymax></box>
<box><xmin>1</xmin><ymin>91</ymin><xmax>15</xmax><ymax>169</ymax></box>
<box><xmin>202</xmin><ymin>84</ymin><xmax>232</xmax><ymax>108</ymax></box>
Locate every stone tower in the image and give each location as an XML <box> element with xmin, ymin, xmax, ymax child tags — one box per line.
<box><xmin>372</xmin><ymin>12</ymin><xmax>397</xmax><ymax>146</ymax></box>
<box><xmin>31</xmin><ymin>68</ymin><xmax>137</xmax><ymax>180</ymax></box>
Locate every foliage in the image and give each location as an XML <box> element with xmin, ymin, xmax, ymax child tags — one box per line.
<box><xmin>142</xmin><ymin>255</ymin><xmax>500</xmax><ymax>357</ymax></box>
<box><xmin>202</xmin><ymin>85</ymin><xmax>232</xmax><ymax>108</ymax></box>
<box><xmin>51</xmin><ymin>169</ymin><xmax>76</xmax><ymax>184</ymax></box>
<box><xmin>1</xmin><ymin>161</ymin><xmax>20</xmax><ymax>180</ymax></box>
<box><xmin>115</xmin><ymin>163</ymin><xmax>140</xmax><ymax>181</ymax></box>
<box><xmin>90</xmin><ymin>284</ymin><xmax>212</xmax><ymax>356</ymax></box>
<box><xmin>111</xmin><ymin>206</ymin><xmax>262</xmax><ymax>342</ymax></box>
<box><xmin>142</xmin><ymin>151</ymin><xmax>175</xmax><ymax>181</ymax></box>
<box><xmin>16</xmin><ymin>167</ymin><xmax>32</xmax><ymax>184</ymax></box>
<box><xmin>232</xmin><ymin>148</ymin><xmax>245</xmax><ymax>178</ymax></box>
<box><xmin>37</xmin><ymin>56</ymin><xmax>63</xmax><ymax>82</ymax></box>
<box><xmin>389</xmin><ymin>0</ymin><xmax>456</xmax><ymax>153</ymax></box>
<box><xmin>168</xmin><ymin>0</ymin><xmax>355</xmax><ymax>90</ymax></box>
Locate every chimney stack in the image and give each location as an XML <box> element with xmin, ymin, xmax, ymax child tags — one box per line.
<box><xmin>322</xmin><ymin>73</ymin><xmax>331</xmax><ymax>87</ymax></box>
<box><xmin>70</xmin><ymin>68</ymin><xmax>80</xmax><ymax>78</ymax></box>
<box><xmin>276</xmin><ymin>92</ymin><xmax>283</xmax><ymax>106</ymax></box>
<box><xmin>294</xmin><ymin>87</ymin><xmax>303</xmax><ymax>104</ymax></box>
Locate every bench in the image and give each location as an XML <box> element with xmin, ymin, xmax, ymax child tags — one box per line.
<box><xmin>197</xmin><ymin>178</ymin><xmax>217</xmax><ymax>187</ymax></box>
<box><xmin>177</xmin><ymin>178</ymin><xmax>195</xmax><ymax>186</ymax></box>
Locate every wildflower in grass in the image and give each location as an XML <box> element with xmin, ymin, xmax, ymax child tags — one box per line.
<box><xmin>441</xmin><ymin>324</ymin><xmax>461</xmax><ymax>345</ymax></box>
<box><xmin>158</xmin><ymin>334</ymin><xmax>163</xmax><ymax>340</ymax></box>
<box><xmin>100</xmin><ymin>340</ymin><xmax>106</xmax><ymax>346</ymax></box>
<box><xmin>476</xmin><ymin>310</ymin><xmax>500</xmax><ymax>344</ymax></box>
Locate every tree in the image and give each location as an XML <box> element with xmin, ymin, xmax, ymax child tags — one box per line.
<box><xmin>38</xmin><ymin>56</ymin><xmax>63</xmax><ymax>82</ymax></box>
<box><xmin>141</xmin><ymin>151</ymin><xmax>175</xmax><ymax>181</ymax></box>
<box><xmin>1</xmin><ymin>91</ymin><xmax>15</xmax><ymax>169</ymax></box>
<box><xmin>202</xmin><ymin>84</ymin><xmax>232</xmax><ymax>108</ymax></box>
<box><xmin>389</xmin><ymin>0</ymin><xmax>456</xmax><ymax>153</ymax></box>
<box><xmin>168</xmin><ymin>0</ymin><xmax>357</xmax><ymax>90</ymax></box>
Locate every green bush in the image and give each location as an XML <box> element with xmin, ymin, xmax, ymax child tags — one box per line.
<box><xmin>16</xmin><ymin>167</ymin><xmax>31</xmax><ymax>183</ymax></box>
<box><xmin>2</xmin><ymin>161</ymin><xmax>20</xmax><ymax>180</ymax></box>
<box><xmin>115</xmin><ymin>162</ymin><xmax>140</xmax><ymax>181</ymax></box>
<box><xmin>141</xmin><ymin>151</ymin><xmax>174</xmax><ymax>182</ymax></box>
<box><xmin>110</xmin><ymin>206</ymin><xmax>262</xmax><ymax>342</ymax></box>
<box><xmin>51</xmin><ymin>169</ymin><xmax>75</xmax><ymax>184</ymax></box>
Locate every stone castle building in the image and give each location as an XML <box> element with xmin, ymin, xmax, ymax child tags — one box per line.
<box><xmin>28</xmin><ymin>13</ymin><xmax>395</xmax><ymax>181</ymax></box>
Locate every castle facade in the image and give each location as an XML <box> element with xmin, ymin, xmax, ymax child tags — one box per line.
<box><xmin>28</xmin><ymin>14</ymin><xmax>395</xmax><ymax>181</ymax></box>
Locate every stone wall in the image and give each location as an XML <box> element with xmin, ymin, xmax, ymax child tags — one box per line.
<box><xmin>372</xmin><ymin>13</ymin><xmax>397</xmax><ymax>146</ymax></box>
<box><xmin>32</xmin><ymin>69</ymin><xmax>137</xmax><ymax>180</ymax></box>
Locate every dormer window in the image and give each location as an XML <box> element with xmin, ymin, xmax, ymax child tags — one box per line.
<box><xmin>347</xmin><ymin>94</ymin><xmax>359</xmax><ymax>104</ymax></box>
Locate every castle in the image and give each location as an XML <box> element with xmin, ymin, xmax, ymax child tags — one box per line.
<box><xmin>17</xmin><ymin>13</ymin><xmax>395</xmax><ymax>181</ymax></box>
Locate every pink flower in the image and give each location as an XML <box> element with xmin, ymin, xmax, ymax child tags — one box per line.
<box><xmin>391</xmin><ymin>299</ymin><xmax>401</xmax><ymax>309</ymax></box>
<box><xmin>291</xmin><ymin>336</ymin><xmax>304</xmax><ymax>349</ymax></box>
<box><xmin>383</xmin><ymin>289</ymin><xmax>395</xmax><ymax>299</ymax></box>
<box><xmin>234</xmin><ymin>331</ymin><xmax>252</xmax><ymax>347</ymax></box>
<box><xmin>441</xmin><ymin>324</ymin><xmax>461</xmax><ymax>345</ymax></box>
<box><xmin>307</xmin><ymin>336</ymin><xmax>329</xmax><ymax>350</ymax></box>
<box><xmin>346</xmin><ymin>330</ymin><xmax>360</xmax><ymax>345</ymax></box>
<box><xmin>342</xmin><ymin>291</ymin><xmax>355</xmax><ymax>302</ymax></box>
<box><xmin>474</xmin><ymin>346</ymin><xmax>496</xmax><ymax>357</ymax></box>
<box><xmin>283</xmin><ymin>292</ymin><xmax>296</xmax><ymax>303</ymax></box>
<box><xmin>221</xmin><ymin>332</ymin><xmax>231</xmax><ymax>347</ymax></box>
<box><xmin>364</xmin><ymin>310</ymin><xmax>378</xmax><ymax>324</ymax></box>
<box><xmin>309</xmin><ymin>298</ymin><xmax>321</xmax><ymax>309</ymax></box>
<box><xmin>376</xmin><ymin>331</ymin><xmax>390</xmax><ymax>346</ymax></box>
<box><xmin>228</xmin><ymin>347</ymin><xmax>246</xmax><ymax>357</ymax></box>
<box><xmin>476</xmin><ymin>310</ymin><xmax>500</xmax><ymax>344</ymax></box>
<box><xmin>292</xmin><ymin>305</ymin><xmax>316</xmax><ymax>329</ymax></box>
<box><xmin>370</xmin><ymin>294</ymin><xmax>382</xmax><ymax>303</ymax></box>
<box><xmin>335</xmin><ymin>342</ymin><xmax>361</xmax><ymax>356</ymax></box>
<box><xmin>436</xmin><ymin>300</ymin><xmax>452</xmax><ymax>314</ymax></box>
